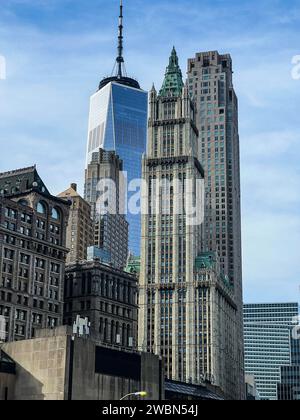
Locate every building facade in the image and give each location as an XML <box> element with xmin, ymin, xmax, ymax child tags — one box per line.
<box><xmin>277</xmin><ymin>365</ymin><xmax>300</xmax><ymax>400</ymax></box>
<box><xmin>1</xmin><ymin>326</ymin><xmax>164</xmax><ymax>400</ymax></box>
<box><xmin>244</xmin><ymin>302</ymin><xmax>299</xmax><ymax>400</ymax></box>
<box><xmin>138</xmin><ymin>49</ymin><xmax>240</xmax><ymax>400</ymax></box>
<box><xmin>187</xmin><ymin>50</ymin><xmax>244</xmax><ymax>398</ymax></box>
<box><xmin>277</xmin><ymin>328</ymin><xmax>300</xmax><ymax>400</ymax></box>
<box><xmin>64</xmin><ymin>260</ymin><xmax>138</xmax><ymax>350</ymax></box>
<box><xmin>84</xmin><ymin>149</ymin><xmax>128</xmax><ymax>270</ymax></box>
<box><xmin>85</xmin><ymin>1</ymin><xmax>147</xmax><ymax>256</ymax></box>
<box><xmin>57</xmin><ymin>183</ymin><xmax>94</xmax><ymax>264</ymax></box>
<box><xmin>0</xmin><ymin>166</ymin><xmax>69</xmax><ymax>342</ymax></box>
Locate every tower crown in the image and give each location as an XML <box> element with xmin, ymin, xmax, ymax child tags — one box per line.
<box><xmin>159</xmin><ymin>47</ymin><xmax>184</xmax><ymax>97</ymax></box>
<box><xmin>99</xmin><ymin>1</ymin><xmax>140</xmax><ymax>90</ymax></box>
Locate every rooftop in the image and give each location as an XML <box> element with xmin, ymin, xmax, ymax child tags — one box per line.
<box><xmin>0</xmin><ymin>165</ymin><xmax>50</xmax><ymax>197</ymax></box>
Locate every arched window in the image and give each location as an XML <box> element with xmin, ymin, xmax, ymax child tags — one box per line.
<box><xmin>51</xmin><ymin>207</ymin><xmax>60</xmax><ymax>220</ymax></box>
<box><xmin>36</xmin><ymin>201</ymin><xmax>47</xmax><ymax>215</ymax></box>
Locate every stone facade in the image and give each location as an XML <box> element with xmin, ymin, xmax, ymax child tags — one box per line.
<box><xmin>138</xmin><ymin>49</ymin><xmax>240</xmax><ymax>400</ymax></box>
<box><xmin>64</xmin><ymin>260</ymin><xmax>138</xmax><ymax>350</ymax></box>
<box><xmin>57</xmin><ymin>183</ymin><xmax>94</xmax><ymax>264</ymax></box>
<box><xmin>0</xmin><ymin>166</ymin><xmax>69</xmax><ymax>342</ymax></box>
<box><xmin>187</xmin><ymin>51</ymin><xmax>244</xmax><ymax>399</ymax></box>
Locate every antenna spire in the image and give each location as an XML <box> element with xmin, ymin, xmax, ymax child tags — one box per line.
<box><xmin>116</xmin><ymin>0</ymin><xmax>124</xmax><ymax>78</ymax></box>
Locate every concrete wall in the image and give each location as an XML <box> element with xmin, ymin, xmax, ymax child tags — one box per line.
<box><xmin>1</xmin><ymin>327</ymin><xmax>163</xmax><ymax>400</ymax></box>
<box><xmin>3</xmin><ymin>326</ymin><xmax>69</xmax><ymax>400</ymax></box>
<box><xmin>141</xmin><ymin>352</ymin><xmax>164</xmax><ymax>400</ymax></box>
<box><xmin>0</xmin><ymin>372</ymin><xmax>15</xmax><ymax>400</ymax></box>
<box><xmin>71</xmin><ymin>337</ymin><xmax>163</xmax><ymax>400</ymax></box>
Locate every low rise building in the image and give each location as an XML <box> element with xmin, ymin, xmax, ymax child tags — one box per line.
<box><xmin>64</xmin><ymin>260</ymin><xmax>138</xmax><ymax>350</ymax></box>
<box><xmin>1</xmin><ymin>326</ymin><xmax>164</xmax><ymax>400</ymax></box>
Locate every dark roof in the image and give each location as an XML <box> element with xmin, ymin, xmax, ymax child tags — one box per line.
<box><xmin>0</xmin><ymin>166</ymin><xmax>70</xmax><ymax>207</ymax></box>
<box><xmin>99</xmin><ymin>76</ymin><xmax>140</xmax><ymax>91</ymax></box>
<box><xmin>0</xmin><ymin>350</ymin><xmax>16</xmax><ymax>375</ymax></box>
<box><xmin>0</xmin><ymin>165</ymin><xmax>50</xmax><ymax>197</ymax></box>
<box><xmin>165</xmin><ymin>380</ymin><xmax>224</xmax><ymax>400</ymax></box>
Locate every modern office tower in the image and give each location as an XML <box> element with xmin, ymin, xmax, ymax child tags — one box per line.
<box><xmin>64</xmin><ymin>259</ymin><xmax>138</xmax><ymax>350</ymax></box>
<box><xmin>187</xmin><ymin>51</ymin><xmax>244</xmax><ymax>398</ymax></box>
<box><xmin>57</xmin><ymin>183</ymin><xmax>94</xmax><ymax>264</ymax></box>
<box><xmin>85</xmin><ymin>149</ymin><xmax>128</xmax><ymax>270</ymax></box>
<box><xmin>277</xmin><ymin>365</ymin><xmax>300</xmax><ymax>400</ymax></box>
<box><xmin>0</xmin><ymin>166</ymin><xmax>69</xmax><ymax>342</ymax></box>
<box><xmin>244</xmin><ymin>302</ymin><xmax>299</xmax><ymax>400</ymax></box>
<box><xmin>85</xmin><ymin>1</ymin><xmax>147</xmax><ymax>256</ymax></box>
<box><xmin>138</xmin><ymin>49</ymin><xmax>240</xmax><ymax>400</ymax></box>
<box><xmin>277</xmin><ymin>327</ymin><xmax>300</xmax><ymax>400</ymax></box>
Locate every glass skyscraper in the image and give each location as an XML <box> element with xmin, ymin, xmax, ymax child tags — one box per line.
<box><xmin>244</xmin><ymin>302</ymin><xmax>299</xmax><ymax>400</ymax></box>
<box><xmin>86</xmin><ymin>82</ymin><xmax>147</xmax><ymax>256</ymax></box>
<box><xmin>85</xmin><ymin>1</ymin><xmax>148</xmax><ymax>257</ymax></box>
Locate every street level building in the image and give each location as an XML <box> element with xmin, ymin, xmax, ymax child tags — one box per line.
<box><xmin>64</xmin><ymin>259</ymin><xmax>138</xmax><ymax>350</ymax></box>
<box><xmin>0</xmin><ymin>326</ymin><xmax>164</xmax><ymax>400</ymax></box>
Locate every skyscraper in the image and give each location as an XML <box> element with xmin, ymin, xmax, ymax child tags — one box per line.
<box><xmin>187</xmin><ymin>51</ymin><xmax>244</xmax><ymax>398</ymax></box>
<box><xmin>277</xmin><ymin>334</ymin><xmax>300</xmax><ymax>401</ymax></box>
<box><xmin>244</xmin><ymin>302</ymin><xmax>299</xmax><ymax>400</ymax></box>
<box><xmin>85</xmin><ymin>149</ymin><xmax>128</xmax><ymax>270</ymax></box>
<box><xmin>85</xmin><ymin>0</ymin><xmax>147</xmax><ymax>257</ymax></box>
<box><xmin>139</xmin><ymin>49</ymin><xmax>240</xmax><ymax>399</ymax></box>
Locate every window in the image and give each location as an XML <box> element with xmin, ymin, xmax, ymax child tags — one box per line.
<box><xmin>51</xmin><ymin>208</ymin><xmax>60</xmax><ymax>220</ymax></box>
<box><xmin>37</xmin><ymin>201</ymin><xmax>47</xmax><ymax>215</ymax></box>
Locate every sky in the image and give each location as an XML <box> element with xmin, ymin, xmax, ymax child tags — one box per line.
<box><xmin>0</xmin><ymin>0</ymin><xmax>299</xmax><ymax>304</ymax></box>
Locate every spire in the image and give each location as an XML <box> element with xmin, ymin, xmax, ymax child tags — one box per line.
<box><xmin>116</xmin><ymin>0</ymin><xmax>124</xmax><ymax>79</ymax></box>
<box><xmin>159</xmin><ymin>47</ymin><xmax>184</xmax><ymax>97</ymax></box>
<box><xmin>98</xmin><ymin>0</ymin><xmax>141</xmax><ymax>91</ymax></box>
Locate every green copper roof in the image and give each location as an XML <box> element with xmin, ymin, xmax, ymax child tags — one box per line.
<box><xmin>125</xmin><ymin>255</ymin><xmax>141</xmax><ymax>275</ymax></box>
<box><xmin>195</xmin><ymin>252</ymin><xmax>233</xmax><ymax>291</ymax></box>
<box><xmin>159</xmin><ymin>47</ymin><xmax>184</xmax><ymax>97</ymax></box>
<box><xmin>195</xmin><ymin>252</ymin><xmax>216</xmax><ymax>270</ymax></box>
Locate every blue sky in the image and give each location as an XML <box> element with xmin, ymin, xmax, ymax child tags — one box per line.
<box><xmin>0</xmin><ymin>0</ymin><xmax>299</xmax><ymax>304</ymax></box>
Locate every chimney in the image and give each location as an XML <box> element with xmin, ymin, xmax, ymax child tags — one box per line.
<box><xmin>71</xmin><ymin>183</ymin><xmax>77</xmax><ymax>192</ymax></box>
